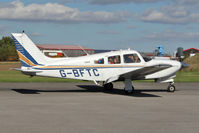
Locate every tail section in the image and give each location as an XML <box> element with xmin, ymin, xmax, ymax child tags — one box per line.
<box><xmin>11</xmin><ymin>33</ymin><xmax>47</xmax><ymax>67</ymax></box>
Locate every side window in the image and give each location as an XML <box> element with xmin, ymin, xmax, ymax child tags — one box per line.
<box><xmin>108</xmin><ymin>55</ymin><xmax>121</xmax><ymax>64</ymax></box>
<box><xmin>94</xmin><ymin>58</ymin><xmax>104</xmax><ymax>64</ymax></box>
<box><xmin>124</xmin><ymin>54</ymin><xmax>141</xmax><ymax>63</ymax></box>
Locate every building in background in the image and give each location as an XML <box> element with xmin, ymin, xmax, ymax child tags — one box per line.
<box><xmin>36</xmin><ymin>44</ymin><xmax>175</xmax><ymax>58</ymax></box>
<box><xmin>37</xmin><ymin>44</ymin><xmax>94</xmax><ymax>57</ymax></box>
<box><xmin>183</xmin><ymin>48</ymin><xmax>199</xmax><ymax>57</ymax></box>
<box><xmin>94</xmin><ymin>49</ymin><xmax>113</xmax><ymax>54</ymax></box>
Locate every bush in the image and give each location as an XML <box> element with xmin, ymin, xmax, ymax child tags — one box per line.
<box><xmin>182</xmin><ymin>53</ymin><xmax>199</xmax><ymax>72</ymax></box>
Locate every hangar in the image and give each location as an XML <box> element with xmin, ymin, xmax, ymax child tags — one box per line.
<box><xmin>183</xmin><ymin>48</ymin><xmax>199</xmax><ymax>57</ymax></box>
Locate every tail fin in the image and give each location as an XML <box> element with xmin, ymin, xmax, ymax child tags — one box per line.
<box><xmin>11</xmin><ymin>33</ymin><xmax>47</xmax><ymax>67</ymax></box>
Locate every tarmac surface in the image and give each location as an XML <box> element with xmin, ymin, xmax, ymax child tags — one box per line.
<box><xmin>0</xmin><ymin>82</ymin><xmax>199</xmax><ymax>133</ymax></box>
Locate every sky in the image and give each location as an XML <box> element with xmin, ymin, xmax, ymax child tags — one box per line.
<box><xmin>0</xmin><ymin>0</ymin><xmax>199</xmax><ymax>54</ymax></box>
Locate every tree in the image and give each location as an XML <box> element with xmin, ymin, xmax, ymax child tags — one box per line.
<box><xmin>0</xmin><ymin>36</ymin><xmax>18</xmax><ymax>61</ymax></box>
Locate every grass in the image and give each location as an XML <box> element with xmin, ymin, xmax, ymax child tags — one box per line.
<box><xmin>0</xmin><ymin>70</ymin><xmax>199</xmax><ymax>82</ymax></box>
<box><xmin>182</xmin><ymin>53</ymin><xmax>199</xmax><ymax>72</ymax></box>
<box><xmin>175</xmin><ymin>71</ymin><xmax>199</xmax><ymax>82</ymax></box>
<box><xmin>0</xmin><ymin>70</ymin><xmax>84</xmax><ymax>82</ymax></box>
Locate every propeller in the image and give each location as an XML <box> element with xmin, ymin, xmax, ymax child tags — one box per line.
<box><xmin>181</xmin><ymin>62</ymin><xmax>189</xmax><ymax>68</ymax></box>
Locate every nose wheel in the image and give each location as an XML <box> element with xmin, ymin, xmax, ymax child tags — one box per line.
<box><xmin>167</xmin><ymin>84</ymin><xmax>175</xmax><ymax>92</ymax></box>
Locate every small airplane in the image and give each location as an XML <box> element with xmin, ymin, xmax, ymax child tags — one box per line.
<box><xmin>12</xmin><ymin>32</ymin><xmax>184</xmax><ymax>94</ymax></box>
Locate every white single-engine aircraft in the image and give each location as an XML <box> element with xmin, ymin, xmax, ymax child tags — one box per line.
<box><xmin>12</xmin><ymin>32</ymin><xmax>183</xmax><ymax>93</ymax></box>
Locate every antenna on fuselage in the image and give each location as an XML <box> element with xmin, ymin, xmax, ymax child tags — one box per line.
<box><xmin>20</xmin><ymin>30</ymin><xmax>25</xmax><ymax>46</ymax></box>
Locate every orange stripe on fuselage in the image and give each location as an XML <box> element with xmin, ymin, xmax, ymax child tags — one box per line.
<box><xmin>35</xmin><ymin>65</ymin><xmax>145</xmax><ymax>69</ymax></box>
<box><xmin>17</xmin><ymin>51</ymin><xmax>36</xmax><ymax>66</ymax></box>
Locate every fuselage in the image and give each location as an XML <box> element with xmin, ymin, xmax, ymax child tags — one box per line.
<box><xmin>22</xmin><ymin>49</ymin><xmax>181</xmax><ymax>82</ymax></box>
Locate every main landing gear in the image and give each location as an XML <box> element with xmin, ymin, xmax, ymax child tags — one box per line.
<box><xmin>103</xmin><ymin>81</ymin><xmax>134</xmax><ymax>94</ymax></box>
<box><xmin>124</xmin><ymin>79</ymin><xmax>134</xmax><ymax>94</ymax></box>
<box><xmin>167</xmin><ymin>82</ymin><xmax>176</xmax><ymax>92</ymax></box>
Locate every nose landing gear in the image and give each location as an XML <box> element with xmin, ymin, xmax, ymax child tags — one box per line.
<box><xmin>167</xmin><ymin>82</ymin><xmax>176</xmax><ymax>92</ymax></box>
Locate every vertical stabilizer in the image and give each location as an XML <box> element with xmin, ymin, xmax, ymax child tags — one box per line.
<box><xmin>11</xmin><ymin>33</ymin><xmax>47</xmax><ymax>67</ymax></box>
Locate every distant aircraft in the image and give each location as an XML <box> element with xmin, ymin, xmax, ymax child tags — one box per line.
<box><xmin>12</xmin><ymin>32</ymin><xmax>184</xmax><ymax>93</ymax></box>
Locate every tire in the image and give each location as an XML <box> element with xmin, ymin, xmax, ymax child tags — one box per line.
<box><xmin>103</xmin><ymin>83</ymin><xmax>113</xmax><ymax>91</ymax></box>
<box><xmin>124</xmin><ymin>87</ymin><xmax>134</xmax><ymax>94</ymax></box>
<box><xmin>167</xmin><ymin>85</ymin><xmax>175</xmax><ymax>92</ymax></box>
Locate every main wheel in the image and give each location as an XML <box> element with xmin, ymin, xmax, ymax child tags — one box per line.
<box><xmin>167</xmin><ymin>84</ymin><xmax>175</xmax><ymax>92</ymax></box>
<box><xmin>103</xmin><ymin>83</ymin><xmax>113</xmax><ymax>91</ymax></box>
<box><xmin>124</xmin><ymin>86</ymin><xmax>134</xmax><ymax>94</ymax></box>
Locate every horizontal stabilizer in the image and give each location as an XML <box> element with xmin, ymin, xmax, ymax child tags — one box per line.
<box><xmin>10</xmin><ymin>68</ymin><xmax>22</xmax><ymax>71</ymax></box>
<box><xmin>11</xmin><ymin>67</ymin><xmax>42</xmax><ymax>73</ymax></box>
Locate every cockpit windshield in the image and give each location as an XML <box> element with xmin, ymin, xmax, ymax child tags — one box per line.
<box><xmin>123</xmin><ymin>54</ymin><xmax>141</xmax><ymax>63</ymax></box>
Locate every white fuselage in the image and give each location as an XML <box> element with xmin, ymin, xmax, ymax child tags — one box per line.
<box><xmin>22</xmin><ymin>50</ymin><xmax>181</xmax><ymax>82</ymax></box>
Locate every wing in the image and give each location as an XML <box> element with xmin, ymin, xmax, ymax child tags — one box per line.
<box><xmin>120</xmin><ymin>64</ymin><xmax>172</xmax><ymax>80</ymax></box>
<box><xmin>104</xmin><ymin>64</ymin><xmax>172</xmax><ymax>84</ymax></box>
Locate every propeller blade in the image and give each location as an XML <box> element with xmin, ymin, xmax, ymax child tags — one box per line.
<box><xmin>181</xmin><ymin>62</ymin><xmax>189</xmax><ymax>68</ymax></box>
